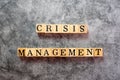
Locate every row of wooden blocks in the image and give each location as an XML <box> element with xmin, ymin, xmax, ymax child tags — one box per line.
<box><xmin>18</xmin><ymin>48</ymin><xmax>103</xmax><ymax>57</ymax></box>
<box><xmin>36</xmin><ymin>24</ymin><xmax>88</xmax><ymax>33</ymax></box>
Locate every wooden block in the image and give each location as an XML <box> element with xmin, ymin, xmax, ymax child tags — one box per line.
<box><xmin>76</xmin><ymin>48</ymin><xmax>86</xmax><ymax>57</ymax></box>
<box><xmin>51</xmin><ymin>48</ymin><xmax>60</xmax><ymax>57</ymax></box>
<box><xmin>68</xmin><ymin>48</ymin><xmax>77</xmax><ymax>57</ymax></box>
<box><xmin>84</xmin><ymin>24</ymin><xmax>88</xmax><ymax>33</ymax></box>
<box><xmin>61</xmin><ymin>24</ymin><xmax>70</xmax><ymax>33</ymax></box>
<box><xmin>36</xmin><ymin>24</ymin><xmax>46</xmax><ymax>33</ymax></box>
<box><xmin>25</xmin><ymin>48</ymin><xmax>35</xmax><ymax>57</ymax></box>
<box><xmin>42</xmin><ymin>48</ymin><xmax>52</xmax><ymax>57</ymax></box>
<box><xmin>84</xmin><ymin>48</ymin><xmax>94</xmax><ymax>57</ymax></box>
<box><xmin>77</xmin><ymin>24</ymin><xmax>88</xmax><ymax>33</ymax></box>
<box><xmin>57</xmin><ymin>24</ymin><xmax>63</xmax><ymax>33</ymax></box>
<box><xmin>45</xmin><ymin>24</ymin><xmax>54</xmax><ymax>33</ymax></box>
<box><xmin>69</xmin><ymin>25</ymin><xmax>77</xmax><ymax>33</ymax></box>
<box><xmin>94</xmin><ymin>48</ymin><xmax>103</xmax><ymax>57</ymax></box>
<box><xmin>59</xmin><ymin>48</ymin><xmax>68</xmax><ymax>57</ymax></box>
<box><xmin>34</xmin><ymin>48</ymin><xmax>43</xmax><ymax>57</ymax></box>
<box><xmin>17</xmin><ymin>48</ymin><xmax>26</xmax><ymax>57</ymax></box>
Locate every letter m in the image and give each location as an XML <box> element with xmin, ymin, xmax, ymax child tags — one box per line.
<box><xmin>17</xmin><ymin>48</ymin><xmax>25</xmax><ymax>57</ymax></box>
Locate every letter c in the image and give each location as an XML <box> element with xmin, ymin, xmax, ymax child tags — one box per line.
<box><xmin>37</xmin><ymin>25</ymin><xmax>42</xmax><ymax>31</ymax></box>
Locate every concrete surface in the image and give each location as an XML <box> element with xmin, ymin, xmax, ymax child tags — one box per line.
<box><xmin>0</xmin><ymin>0</ymin><xmax>120</xmax><ymax>80</ymax></box>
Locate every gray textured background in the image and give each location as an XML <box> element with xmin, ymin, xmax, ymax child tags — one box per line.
<box><xmin>0</xmin><ymin>0</ymin><xmax>120</xmax><ymax>80</ymax></box>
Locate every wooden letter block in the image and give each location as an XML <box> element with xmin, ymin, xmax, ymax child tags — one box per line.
<box><xmin>36</xmin><ymin>24</ymin><xmax>46</xmax><ymax>33</ymax></box>
<box><xmin>94</xmin><ymin>48</ymin><xmax>103</xmax><ymax>57</ymax></box>
<box><xmin>17</xmin><ymin>48</ymin><xmax>26</xmax><ymax>57</ymax></box>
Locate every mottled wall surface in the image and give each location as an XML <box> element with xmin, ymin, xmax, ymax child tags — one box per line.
<box><xmin>0</xmin><ymin>0</ymin><xmax>120</xmax><ymax>80</ymax></box>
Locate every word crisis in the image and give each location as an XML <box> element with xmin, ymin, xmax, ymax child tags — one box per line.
<box><xmin>36</xmin><ymin>24</ymin><xmax>88</xmax><ymax>33</ymax></box>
